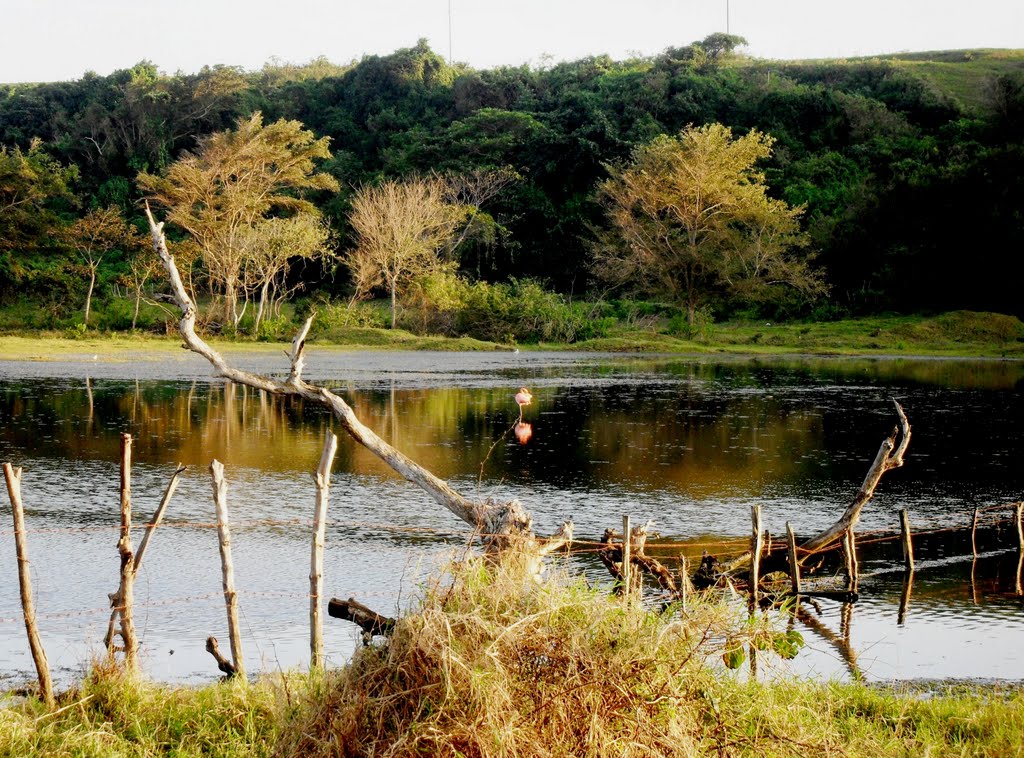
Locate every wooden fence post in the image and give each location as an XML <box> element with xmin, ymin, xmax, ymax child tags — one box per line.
<box><xmin>113</xmin><ymin>433</ymin><xmax>139</xmax><ymax>670</ymax></box>
<box><xmin>310</xmin><ymin>432</ymin><xmax>338</xmax><ymax>669</ymax></box>
<box><xmin>621</xmin><ymin>514</ymin><xmax>631</xmax><ymax>600</ymax></box>
<box><xmin>899</xmin><ymin>509</ymin><xmax>915</xmax><ymax>572</ymax></box>
<box><xmin>210</xmin><ymin>460</ymin><xmax>245</xmax><ymax>680</ymax></box>
<box><xmin>750</xmin><ymin>505</ymin><xmax>763</xmax><ymax>604</ymax></box>
<box><xmin>3</xmin><ymin>463</ymin><xmax>54</xmax><ymax>708</ymax></box>
<box><xmin>106</xmin><ymin>464</ymin><xmax>186</xmax><ymax>650</ymax></box>
<box><xmin>786</xmin><ymin>521</ymin><xmax>801</xmax><ymax>595</ymax></box>
<box><xmin>971</xmin><ymin>508</ymin><xmax>980</xmax><ymax>559</ymax></box>
<box><xmin>679</xmin><ymin>555</ymin><xmax>688</xmax><ymax>612</ymax></box>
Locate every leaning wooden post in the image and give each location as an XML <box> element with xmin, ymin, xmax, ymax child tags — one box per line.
<box><xmin>970</xmin><ymin>508</ymin><xmax>980</xmax><ymax>559</ymax></box>
<box><xmin>621</xmin><ymin>514</ymin><xmax>632</xmax><ymax>600</ymax></box>
<box><xmin>310</xmin><ymin>432</ymin><xmax>338</xmax><ymax>670</ymax></box>
<box><xmin>750</xmin><ymin>505</ymin><xmax>763</xmax><ymax>603</ymax></box>
<box><xmin>899</xmin><ymin>509</ymin><xmax>915</xmax><ymax>572</ymax></box>
<box><xmin>114</xmin><ymin>433</ymin><xmax>139</xmax><ymax>669</ymax></box>
<box><xmin>210</xmin><ymin>460</ymin><xmax>245</xmax><ymax>680</ymax></box>
<box><xmin>786</xmin><ymin>521</ymin><xmax>801</xmax><ymax>595</ymax></box>
<box><xmin>3</xmin><ymin>463</ymin><xmax>54</xmax><ymax>708</ymax></box>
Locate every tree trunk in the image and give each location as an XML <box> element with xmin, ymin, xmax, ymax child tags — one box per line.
<box><xmin>132</xmin><ymin>290</ymin><xmax>141</xmax><ymax>330</ymax></box>
<box><xmin>84</xmin><ymin>264</ymin><xmax>97</xmax><ymax>326</ymax></box>
<box><xmin>390</xmin><ymin>279</ymin><xmax>397</xmax><ymax>329</ymax></box>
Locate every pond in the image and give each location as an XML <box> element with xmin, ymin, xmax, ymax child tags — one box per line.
<box><xmin>1</xmin><ymin>349</ymin><xmax>1022</xmax><ymax>687</ymax></box>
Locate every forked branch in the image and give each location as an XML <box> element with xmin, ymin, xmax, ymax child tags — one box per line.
<box><xmin>145</xmin><ymin>205</ymin><xmax>571</xmax><ymax>550</ymax></box>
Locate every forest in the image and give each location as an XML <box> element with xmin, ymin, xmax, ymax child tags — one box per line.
<box><xmin>1</xmin><ymin>37</ymin><xmax>1022</xmax><ymax>340</ymax></box>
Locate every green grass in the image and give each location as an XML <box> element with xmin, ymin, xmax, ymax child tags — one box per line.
<box><xmin>2</xmin><ymin>311</ymin><xmax>1022</xmax><ymax>361</ymax></box>
<box><xmin>3</xmin><ymin>559</ymin><xmax>1023</xmax><ymax>756</ymax></box>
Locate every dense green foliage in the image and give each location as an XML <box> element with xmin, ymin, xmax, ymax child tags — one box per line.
<box><xmin>1</xmin><ymin>42</ymin><xmax>1022</xmax><ymax>331</ymax></box>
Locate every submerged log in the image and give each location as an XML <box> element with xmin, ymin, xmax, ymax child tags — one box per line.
<box><xmin>205</xmin><ymin>636</ymin><xmax>237</xmax><ymax>678</ymax></box>
<box><xmin>328</xmin><ymin>598</ymin><xmax>396</xmax><ymax>643</ymax></box>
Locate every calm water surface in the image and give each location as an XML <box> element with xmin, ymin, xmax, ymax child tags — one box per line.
<box><xmin>0</xmin><ymin>350</ymin><xmax>1022</xmax><ymax>686</ymax></box>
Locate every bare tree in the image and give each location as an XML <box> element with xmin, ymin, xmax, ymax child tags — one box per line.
<box><xmin>67</xmin><ymin>206</ymin><xmax>141</xmax><ymax>327</ymax></box>
<box><xmin>343</xmin><ymin>177</ymin><xmax>464</xmax><ymax>328</ymax></box>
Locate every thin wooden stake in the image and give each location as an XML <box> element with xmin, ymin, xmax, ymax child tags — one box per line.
<box><xmin>210</xmin><ymin>460</ymin><xmax>245</xmax><ymax>680</ymax></box>
<box><xmin>679</xmin><ymin>555</ymin><xmax>688</xmax><ymax>612</ymax></box>
<box><xmin>750</xmin><ymin>505</ymin><xmax>763</xmax><ymax>604</ymax></box>
<box><xmin>971</xmin><ymin>508</ymin><xmax>980</xmax><ymax>559</ymax></box>
<box><xmin>621</xmin><ymin>514</ymin><xmax>631</xmax><ymax>600</ymax></box>
<box><xmin>3</xmin><ymin>463</ymin><xmax>54</xmax><ymax>708</ymax></box>
<box><xmin>106</xmin><ymin>464</ymin><xmax>187</xmax><ymax>648</ymax></box>
<box><xmin>899</xmin><ymin>509</ymin><xmax>915</xmax><ymax>572</ymax></box>
<box><xmin>113</xmin><ymin>433</ymin><xmax>138</xmax><ymax>669</ymax></box>
<box><xmin>786</xmin><ymin>521</ymin><xmax>801</xmax><ymax>595</ymax></box>
<box><xmin>310</xmin><ymin>432</ymin><xmax>338</xmax><ymax>670</ymax></box>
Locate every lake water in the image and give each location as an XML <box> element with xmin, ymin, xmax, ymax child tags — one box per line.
<box><xmin>1</xmin><ymin>349</ymin><xmax>1022</xmax><ymax>687</ymax></box>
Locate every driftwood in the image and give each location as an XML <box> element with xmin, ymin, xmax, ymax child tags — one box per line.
<box><xmin>723</xmin><ymin>400</ymin><xmax>911</xmax><ymax>575</ymax></box>
<box><xmin>328</xmin><ymin>598</ymin><xmax>397</xmax><ymax>643</ymax></box>
<box><xmin>598</xmin><ymin>522</ymin><xmax>681</xmax><ymax>599</ymax></box>
<box><xmin>145</xmin><ymin>206</ymin><xmax>572</xmax><ymax>565</ymax></box>
<box><xmin>205</xmin><ymin>636</ymin><xmax>237</xmax><ymax>678</ymax></box>
<box><xmin>799</xmin><ymin>399</ymin><xmax>911</xmax><ymax>555</ymax></box>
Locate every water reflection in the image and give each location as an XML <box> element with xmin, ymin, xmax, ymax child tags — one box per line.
<box><xmin>1</xmin><ymin>353</ymin><xmax>1022</xmax><ymax>686</ymax></box>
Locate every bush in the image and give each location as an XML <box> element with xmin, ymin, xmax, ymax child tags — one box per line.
<box><xmin>399</xmin><ymin>273</ymin><xmax>613</xmax><ymax>344</ymax></box>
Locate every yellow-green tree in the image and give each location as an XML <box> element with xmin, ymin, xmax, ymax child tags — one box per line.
<box><xmin>593</xmin><ymin>123</ymin><xmax>825</xmax><ymax>327</ymax></box>
<box><xmin>139</xmin><ymin>113</ymin><xmax>338</xmax><ymax>331</ymax></box>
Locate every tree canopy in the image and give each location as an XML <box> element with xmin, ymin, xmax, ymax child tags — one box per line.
<box><xmin>595</xmin><ymin>124</ymin><xmax>825</xmax><ymax>325</ymax></box>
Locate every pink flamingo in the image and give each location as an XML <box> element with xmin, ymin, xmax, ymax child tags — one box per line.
<box><xmin>514</xmin><ymin>387</ymin><xmax>533</xmax><ymax>420</ymax></box>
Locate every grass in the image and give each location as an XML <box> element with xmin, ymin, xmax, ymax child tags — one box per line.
<box><xmin>3</xmin><ymin>558</ymin><xmax>1023</xmax><ymax>756</ymax></box>
<box><xmin>1</xmin><ymin>311</ymin><xmax>1022</xmax><ymax>361</ymax></box>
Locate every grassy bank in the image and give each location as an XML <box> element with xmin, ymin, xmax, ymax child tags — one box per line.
<box><xmin>1</xmin><ymin>310</ymin><xmax>1022</xmax><ymax>360</ymax></box>
<box><xmin>3</xmin><ymin>559</ymin><xmax>1023</xmax><ymax>756</ymax></box>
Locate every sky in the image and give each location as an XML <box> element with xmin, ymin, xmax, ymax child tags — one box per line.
<box><xmin>1</xmin><ymin>0</ymin><xmax>1022</xmax><ymax>83</ymax></box>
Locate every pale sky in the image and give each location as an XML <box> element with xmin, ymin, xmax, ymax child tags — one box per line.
<box><xmin>1</xmin><ymin>0</ymin><xmax>1022</xmax><ymax>84</ymax></box>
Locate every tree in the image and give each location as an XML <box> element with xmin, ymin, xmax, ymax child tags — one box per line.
<box><xmin>67</xmin><ymin>206</ymin><xmax>141</xmax><ymax>326</ymax></box>
<box><xmin>593</xmin><ymin>123</ymin><xmax>825</xmax><ymax>326</ymax></box>
<box><xmin>139</xmin><ymin>113</ymin><xmax>338</xmax><ymax>332</ymax></box>
<box><xmin>343</xmin><ymin>177</ymin><xmax>465</xmax><ymax>328</ymax></box>
<box><xmin>241</xmin><ymin>214</ymin><xmax>332</xmax><ymax>334</ymax></box>
<box><xmin>1</xmin><ymin>141</ymin><xmax>75</xmax><ymax>249</ymax></box>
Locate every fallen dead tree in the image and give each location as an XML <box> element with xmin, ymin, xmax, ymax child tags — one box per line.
<box><xmin>145</xmin><ymin>205</ymin><xmax>572</xmax><ymax>571</ymax></box>
<box><xmin>593</xmin><ymin>400</ymin><xmax>911</xmax><ymax>598</ymax></box>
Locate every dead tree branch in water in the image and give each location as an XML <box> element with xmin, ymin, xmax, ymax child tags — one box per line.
<box><xmin>145</xmin><ymin>205</ymin><xmax>572</xmax><ymax>560</ymax></box>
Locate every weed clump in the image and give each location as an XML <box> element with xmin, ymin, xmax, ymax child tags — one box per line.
<box><xmin>278</xmin><ymin>557</ymin><xmax>770</xmax><ymax>757</ymax></box>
